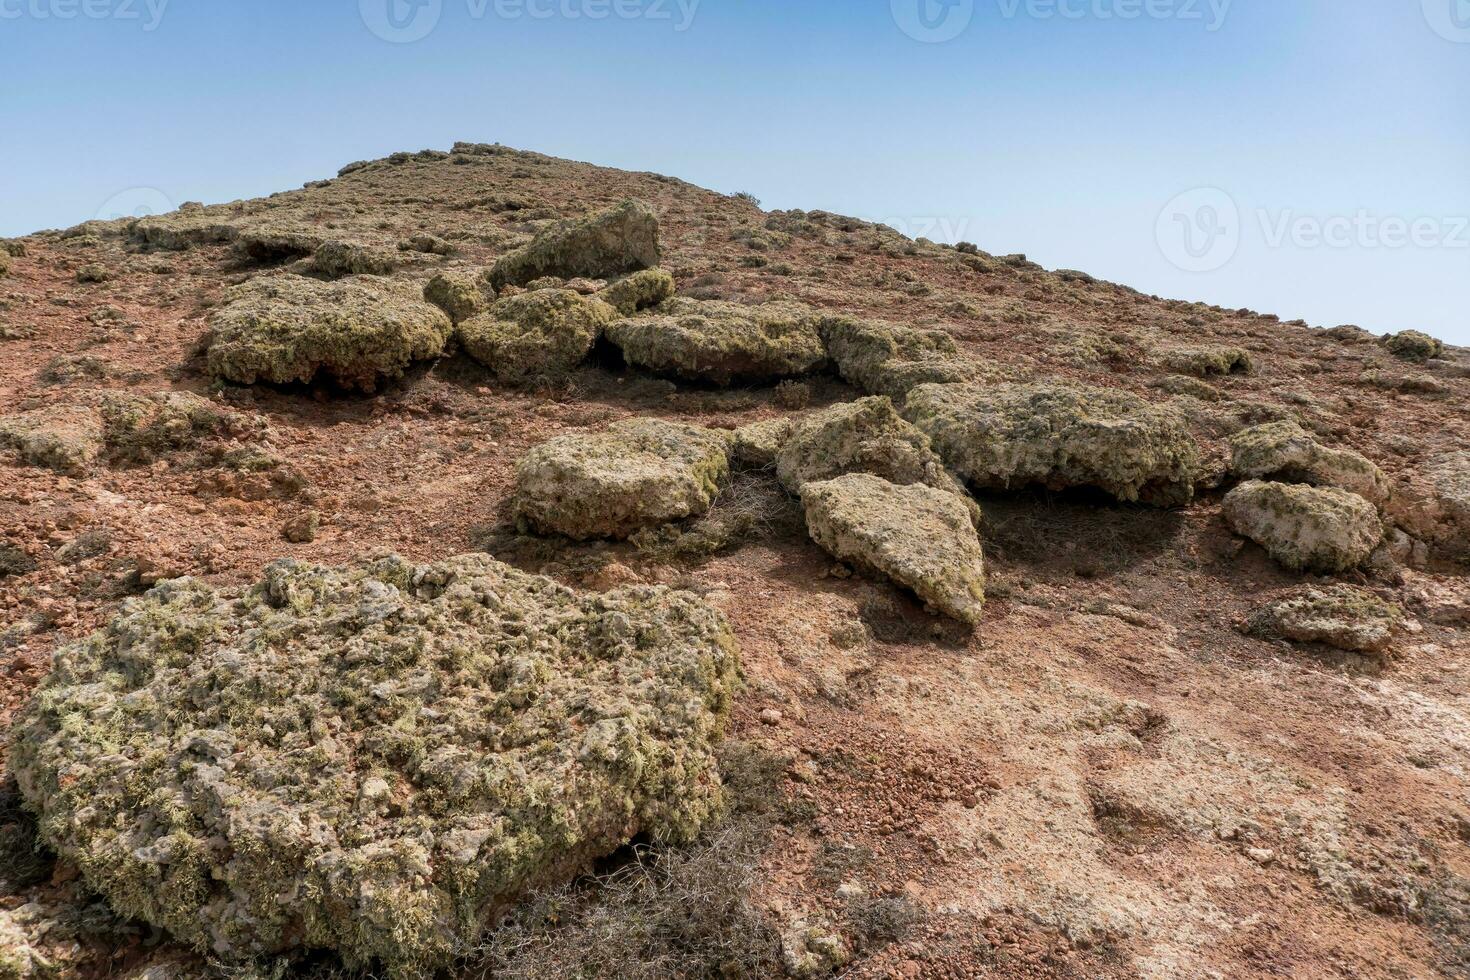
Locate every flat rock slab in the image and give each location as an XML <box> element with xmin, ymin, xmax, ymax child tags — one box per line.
<box><xmin>803</xmin><ymin>473</ymin><xmax>986</xmax><ymax>626</ymax></box>
<box><xmin>206</xmin><ymin>274</ymin><xmax>452</xmax><ymax>392</ymax></box>
<box><xmin>513</xmin><ymin>418</ymin><xmax>731</xmax><ymax>540</ymax></box>
<box><xmin>1248</xmin><ymin>584</ymin><xmax>1402</xmax><ymax>654</ymax></box>
<box><xmin>458</xmin><ymin>288</ymin><xmax>616</xmax><ymax>382</ymax></box>
<box><xmin>11</xmin><ymin>554</ymin><xmax>739</xmax><ymax>977</ymax></box>
<box><xmin>903</xmin><ymin>381</ymin><xmax>1203</xmax><ymax>506</ymax></box>
<box><xmin>1223</xmin><ymin>480</ymin><xmax>1383</xmax><ymax>573</ymax></box>
<box><xmin>607</xmin><ymin>297</ymin><xmax>826</xmax><ymax>385</ymax></box>
<box><xmin>489</xmin><ymin>199</ymin><xmax>660</xmax><ymax>289</ymax></box>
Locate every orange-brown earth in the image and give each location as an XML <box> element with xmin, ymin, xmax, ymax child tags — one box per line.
<box><xmin>1</xmin><ymin>144</ymin><xmax>1467</xmax><ymax>979</ymax></box>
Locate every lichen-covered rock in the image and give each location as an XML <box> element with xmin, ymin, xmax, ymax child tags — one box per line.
<box><xmin>1387</xmin><ymin>451</ymin><xmax>1470</xmax><ymax>561</ymax></box>
<box><xmin>0</xmin><ymin>405</ymin><xmax>103</xmax><ymax>474</ymax></box>
<box><xmin>232</xmin><ymin>227</ymin><xmax>325</xmax><ymax>263</ymax></box>
<box><xmin>513</xmin><ymin>418</ymin><xmax>731</xmax><ymax>540</ymax></box>
<box><xmin>802</xmin><ymin>474</ymin><xmax>986</xmax><ymax>626</ymax></box>
<box><xmin>10</xmin><ymin>554</ymin><xmax>739</xmax><ymax>977</ymax></box>
<box><xmin>100</xmin><ymin>391</ymin><xmax>265</xmax><ymax>465</ymax></box>
<box><xmin>731</xmin><ymin>416</ymin><xmax>798</xmax><ymax>470</ymax></box>
<box><xmin>205</xmin><ymin>274</ymin><xmax>453</xmax><ymax>392</ymax></box>
<box><xmin>76</xmin><ymin>264</ymin><xmax>112</xmax><ymax>284</ymax></box>
<box><xmin>903</xmin><ymin>382</ymin><xmax>1203</xmax><ymax>506</ymax></box>
<box><xmin>1160</xmin><ymin>345</ymin><xmax>1254</xmax><ymax>376</ymax></box>
<box><xmin>399</xmin><ymin>233</ymin><xmax>456</xmax><ymax>256</ymax></box>
<box><xmin>818</xmin><ymin>316</ymin><xmax>979</xmax><ymax>401</ymax></box>
<box><xmin>423</xmin><ymin>271</ymin><xmax>491</xmax><ymax>323</ymax></box>
<box><xmin>607</xmin><ymin>297</ymin><xmax>826</xmax><ymax>385</ymax></box>
<box><xmin>314</xmin><ymin>240</ymin><xmax>397</xmax><ymax>278</ymax></box>
<box><xmin>1248</xmin><ymin>584</ymin><xmax>1403</xmax><ymax>654</ymax></box>
<box><xmin>780</xmin><ymin>917</ymin><xmax>852</xmax><ymax>979</ymax></box>
<box><xmin>458</xmin><ymin>288</ymin><xmax>615</xmax><ymax>382</ymax></box>
<box><xmin>1222</xmin><ymin>481</ymin><xmax>1383</xmax><ymax>573</ymax></box>
<box><xmin>489</xmin><ymin>199</ymin><xmax>660</xmax><ymax>289</ymax></box>
<box><xmin>600</xmin><ymin>267</ymin><xmax>675</xmax><ymax>316</ymax></box>
<box><xmin>1382</xmin><ymin>330</ymin><xmax>1443</xmax><ymax>362</ymax></box>
<box><xmin>0</xmin><ymin>252</ymin><xmax>10</xmax><ymax>277</ymax></box>
<box><xmin>134</xmin><ymin>212</ymin><xmax>239</xmax><ymax>251</ymax></box>
<box><xmin>1229</xmin><ymin>421</ymin><xmax>1389</xmax><ymax>506</ymax></box>
<box><xmin>776</xmin><ymin>397</ymin><xmax>978</xmax><ymax>524</ymax></box>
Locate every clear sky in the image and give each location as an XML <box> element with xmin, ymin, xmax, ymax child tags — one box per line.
<box><xmin>2</xmin><ymin>0</ymin><xmax>1467</xmax><ymax>344</ymax></box>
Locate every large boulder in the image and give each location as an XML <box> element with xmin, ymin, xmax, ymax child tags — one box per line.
<box><xmin>1222</xmin><ymin>480</ymin><xmax>1383</xmax><ymax>573</ymax></box>
<box><xmin>818</xmin><ymin>316</ymin><xmax>978</xmax><ymax>401</ymax></box>
<box><xmin>0</xmin><ymin>405</ymin><xmax>103</xmax><ymax>475</ymax></box>
<box><xmin>1247</xmin><ymin>584</ymin><xmax>1403</xmax><ymax>655</ymax></box>
<box><xmin>206</xmin><ymin>275</ymin><xmax>453</xmax><ymax>392</ymax></box>
<box><xmin>423</xmin><ymin>270</ymin><xmax>492</xmax><ymax>324</ymax></box>
<box><xmin>488</xmin><ymin>200</ymin><xmax>660</xmax><ymax>290</ymax></box>
<box><xmin>775</xmin><ymin>397</ymin><xmax>977</xmax><ymax>524</ymax></box>
<box><xmin>1387</xmin><ymin>451</ymin><xmax>1470</xmax><ymax>561</ymax></box>
<box><xmin>1228</xmin><ymin>421</ymin><xmax>1389</xmax><ymax>506</ymax></box>
<box><xmin>730</xmin><ymin>416</ymin><xmax>798</xmax><ymax>470</ymax></box>
<box><xmin>606</xmin><ymin>298</ymin><xmax>826</xmax><ymax>385</ymax></box>
<box><xmin>458</xmin><ymin>288</ymin><xmax>616</xmax><ymax>383</ymax></box>
<box><xmin>10</xmin><ymin>554</ymin><xmax>739</xmax><ymax>977</ymax></box>
<box><xmin>903</xmin><ymin>382</ymin><xmax>1203</xmax><ymax>506</ymax></box>
<box><xmin>512</xmin><ymin>418</ymin><xmax>731</xmax><ymax>540</ymax></box>
<box><xmin>802</xmin><ymin>473</ymin><xmax>986</xmax><ymax>626</ymax></box>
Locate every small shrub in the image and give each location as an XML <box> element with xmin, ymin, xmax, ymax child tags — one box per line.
<box><xmin>773</xmin><ymin>379</ymin><xmax>812</xmax><ymax>410</ymax></box>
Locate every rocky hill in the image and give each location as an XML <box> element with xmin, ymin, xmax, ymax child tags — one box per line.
<box><xmin>0</xmin><ymin>142</ymin><xmax>1467</xmax><ymax>979</ymax></box>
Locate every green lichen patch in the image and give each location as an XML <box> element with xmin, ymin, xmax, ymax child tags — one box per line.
<box><xmin>314</xmin><ymin>240</ymin><xmax>398</xmax><ymax>278</ymax></box>
<box><xmin>133</xmin><ymin>211</ymin><xmax>240</xmax><ymax>251</ymax></box>
<box><xmin>600</xmin><ymin>268</ymin><xmax>676</xmax><ymax>316</ymax></box>
<box><xmin>1382</xmin><ymin>330</ymin><xmax>1444</xmax><ymax>363</ymax></box>
<box><xmin>1222</xmin><ymin>480</ymin><xmax>1383</xmax><ymax>573</ymax></box>
<box><xmin>205</xmin><ymin>274</ymin><xmax>453</xmax><ymax>392</ymax></box>
<box><xmin>489</xmin><ymin>200</ymin><xmax>660</xmax><ymax>289</ymax></box>
<box><xmin>1159</xmin><ymin>345</ymin><xmax>1254</xmax><ymax>377</ymax></box>
<box><xmin>802</xmin><ymin>473</ymin><xmax>986</xmax><ymax>627</ymax></box>
<box><xmin>423</xmin><ymin>271</ymin><xmax>492</xmax><ymax>324</ymax></box>
<box><xmin>0</xmin><ymin>404</ymin><xmax>103</xmax><ymax>475</ymax></box>
<box><xmin>903</xmin><ymin>381</ymin><xmax>1204</xmax><ymax>507</ymax></box>
<box><xmin>10</xmin><ymin>553</ymin><xmax>740</xmax><ymax>977</ymax></box>
<box><xmin>818</xmin><ymin>316</ymin><xmax>979</xmax><ymax>401</ymax></box>
<box><xmin>513</xmin><ymin>418</ymin><xmax>732</xmax><ymax>540</ymax></box>
<box><xmin>607</xmin><ymin>297</ymin><xmax>826</xmax><ymax>385</ymax></box>
<box><xmin>232</xmin><ymin>227</ymin><xmax>325</xmax><ymax>263</ymax></box>
<box><xmin>1248</xmin><ymin>584</ymin><xmax>1403</xmax><ymax>654</ymax></box>
<box><xmin>100</xmin><ymin>391</ymin><xmax>268</xmax><ymax>466</ymax></box>
<box><xmin>458</xmin><ymin>288</ymin><xmax>616</xmax><ymax>382</ymax></box>
<box><xmin>1228</xmin><ymin>421</ymin><xmax>1388</xmax><ymax>506</ymax></box>
<box><xmin>730</xmin><ymin>416</ymin><xmax>798</xmax><ymax>470</ymax></box>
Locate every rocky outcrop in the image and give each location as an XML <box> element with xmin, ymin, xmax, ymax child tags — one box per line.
<box><xmin>458</xmin><ymin>288</ymin><xmax>616</xmax><ymax>382</ymax></box>
<box><xmin>1387</xmin><ymin>450</ymin><xmax>1470</xmax><ymax>562</ymax></box>
<box><xmin>488</xmin><ymin>199</ymin><xmax>660</xmax><ymax>289</ymax></box>
<box><xmin>600</xmin><ymin>268</ymin><xmax>676</xmax><ymax>316</ymax></box>
<box><xmin>1247</xmin><ymin>584</ymin><xmax>1403</xmax><ymax>654</ymax></box>
<box><xmin>1222</xmin><ymin>480</ymin><xmax>1383</xmax><ymax>573</ymax></box>
<box><xmin>0</xmin><ymin>405</ymin><xmax>103</xmax><ymax>475</ymax></box>
<box><xmin>10</xmin><ymin>554</ymin><xmax>739</xmax><ymax>978</ymax></box>
<box><xmin>1382</xmin><ymin>330</ymin><xmax>1443</xmax><ymax>362</ymax></box>
<box><xmin>607</xmin><ymin>298</ymin><xmax>826</xmax><ymax>385</ymax></box>
<box><xmin>423</xmin><ymin>270</ymin><xmax>492</xmax><ymax>324</ymax></box>
<box><xmin>1160</xmin><ymin>345</ymin><xmax>1253</xmax><ymax>377</ymax></box>
<box><xmin>1228</xmin><ymin>421</ymin><xmax>1389</xmax><ymax>506</ymax></box>
<box><xmin>818</xmin><ymin>316</ymin><xmax>978</xmax><ymax>401</ymax></box>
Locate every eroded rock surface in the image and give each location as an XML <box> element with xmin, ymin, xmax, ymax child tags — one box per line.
<box><xmin>1223</xmin><ymin>480</ymin><xmax>1384</xmax><ymax>573</ymax></box>
<box><xmin>1228</xmin><ymin>420</ymin><xmax>1389</xmax><ymax>506</ymax></box>
<box><xmin>489</xmin><ymin>199</ymin><xmax>659</xmax><ymax>289</ymax></box>
<box><xmin>0</xmin><ymin>404</ymin><xmax>103</xmax><ymax>474</ymax></box>
<box><xmin>458</xmin><ymin>288</ymin><xmax>615</xmax><ymax>382</ymax></box>
<box><xmin>818</xmin><ymin>316</ymin><xmax>978</xmax><ymax>401</ymax></box>
<box><xmin>1247</xmin><ymin>584</ymin><xmax>1403</xmax><ymax>654</ymax></box>
<box><xmin>607</xmin><ymin>297</ymin><xmax>825</xmax><ymax>385</ymax></box>
<box><xmin>1388</xmin><ymin>451</ymin><xmax>1470</xmax><ymax>562</ymax></box>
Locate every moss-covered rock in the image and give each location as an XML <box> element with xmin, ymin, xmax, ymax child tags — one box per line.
<box><xmin>489</xmin><ymin>200</ymin><xmax>660</xmax><ymax>289</ymax></box>
<box><xmin>600</xmin><ymin>268</ymin><xmax>675</xmax><ymax>316</ymax></box>
<box><xmin>903</xmin><ymin>382</ymin><xmax>1203</xmax><ymax>506</ymax></box>
<box><xmin>399</xmin><ymin>233</ymin><xmax>456</xmax><ymax>256</ymax></box>
<box><xmin>1387</xmin><ymin>451</ymin><xmax>1470</xmax><ymax>562</ymax></box>
<box><xmin>423</xmin><ymin>271</ymin><xmax>492</xmax><ymax>324</ymax></box>
<box><xmin>1228</xmin><ymin>421</ymin><xmax>1388</xmax><ymax>506</ymax></box>
<box><xmin>1382</xmin><ymin>330</ymin><xmax>1443</xmax><ymax>362</ymax></box>
<box><xmin>776</xmin><ymin>397</ymin><xmax>978</xmax><ymax>525</ymax></box>
<box><xmin>802</xmin><ymin>473</ymin><xmax>986</xmax><ymax>626</ymax></box>
<box><xmin>10</xmin><ymin>553</ymin><xmax>740</xmax><ymax>977</ymax></box>
<box><xmin>100</xmin><ymin>391</ymin><xmax>266</xmax><ymax>466</ymax></box>
<box><xmin>75</xmin><ymin>264</ymin><xmax>112</xmax><ymax>284</ymax></box>
<box><xmin>730</xmin><ymin>416</ymin><xmax>798</xmax><ymax>470</ymax></box>
<box><xmin>314</xmin><ymin>240</ymin><xmax>398</xmax><ymax>278</ymax></box>
<box><xmin>1222</xmin><ymin>480</ymin><xmax>1383</xmax><ymax>573</ymax></box>
<box><xmin>513</xmin><ymin>419</ymin><xmax>731</xmax><ymax>540</ymax></box>
<box><xmin>1247</xmin><ymin>584</ymin><xmax>1403</xmax><ymax>654</ymax></box>
<box><xmin>133</xmin><ymin>212</ymin><xmax>239</xmax><ymax>251</ymax></box>
<box><xmin>232</xmin><ymin>227</ymin><xmax>325</xmax><ymax>263</ymax></box>
<box><xmin>0</xmin><ymin>405</ymin><xmax>103</xmax><ymax>475</ymax></box>
<box><xmin>818</xmin><ymin>316</ymin><xmax>979</xmax><ymax>401</ymax></box>
<box><xmin>606</xmin><ymin>297</ymin><xmax>826</xmax><ymax>386</ymax></box>
<box><xmin>458</xmin><ymin>288</ymin><xmax>615</xmax><ymax>382</ymax></box>
<box><xmin>1160</xmin><ymin>345</ymin><xmax>1254</xmax><ymax>377</ymax></box>
<box><xmin>0</xmin><ymin>252</ymin><xmax>10</xmax><ymax>277</ymax></box>
<box><xmin>205</xmin><ymin>274</ymin><xmax>453</xmax><ymax>392</ymax></box>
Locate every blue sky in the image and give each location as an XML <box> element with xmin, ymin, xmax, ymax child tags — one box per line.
<box><xmin>3</xmin><ymin>0</ymin><xmax>1467</xmax><ymax>344</ymax></box>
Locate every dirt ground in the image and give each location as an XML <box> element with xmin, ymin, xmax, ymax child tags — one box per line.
<box><xmin>1</xmin><ymin>144</ymin><xmax>1467</xmax><ymax>978</ymax></box>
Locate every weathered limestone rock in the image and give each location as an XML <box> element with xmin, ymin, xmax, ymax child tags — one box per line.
<box><xmin>489</xmin><ymin>199</ymin><xmax>659</xmax><ymax>289</ymax></box>
<box><xmin>205</xmin><ymin>274</ymin><xmax>453</xmax><ymax>392</ymax></box>
<box><xmin>1247</xmin><ymin>584</ymin><xmax>1403</xmax><ymax>654</ymax></box>
<box><xmin>600</xmin><ymin>268</ymin><xmax>675</xmax><ymax>316</ymax></box>
<box><xmin>730</xmin><ymin>416</ymin><xmax>798</xmax><ymax>470</ymax></box>
<box><xmin>99</xmin><ymin>391</ymin><xmax>265</xmax><ymax>466</ymax></box>
<box><xmin>1228</xmin><ymin>421</ymin><xmax>1389</xmax><ymax>506</ymax></box>
<box><xmin>607</xmin><ymin>298</ymin><xmax>826</xmax><ymax>385</ymax></box>
<box><xmin>903</xmin><ymin>381</ymin><xmax>1203</xmax><ymax>506</ymax></box>
<box><xmin>458</xmin><ymin>288</ymin><xmax>616</xmax><ymax>382</ymax></box>
<box><xmin>423</xmin><ymin>270</ymin><xmax>492</xmax><ymax>323</ymax></box>
<box><xmin>0</xmin><ymin>405</ymin><xmax>103</xmax><ymax>475</ymax></box>
<box><xmin>1160</xmin><ymin>345</ymin><xmax>1254</xmax><ymax>377</ymax></box>
<box><xmin>1387</xmin><ymin>451</ymin><xmax>1470</xmax><ymax>562</ymax></box>
<box><xmin>11</xmin><ymin>554</ymin><xmax>739</xmax><ymax>977</ymax></box>
<box><xmin>313</xmin><ymin>240</ymin><xmax>398</xmax><ymax>277</ymax></box>
<box><xmin>512</xmin><ymin>418</ymin><xmax>731</xmax><ymax>540</ymax></box>
<box><xmin>802</xmin><ymin>473</ymin><xmax>986</xmax><ymax>626</ymax></box>
<box><xmin>232</xmin><ymin>227</ymin><xmax>324</xmax><ymax>263</ymax></box>
<box><xmin>818</xmin><ymin>316</ymin><xmax>978</xmax><ymax>401</ymax></box>
<box><xmin>1222</xmin><ymin>480</ymin><xmax>1383</xmax><ymax>573</ymax></box>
